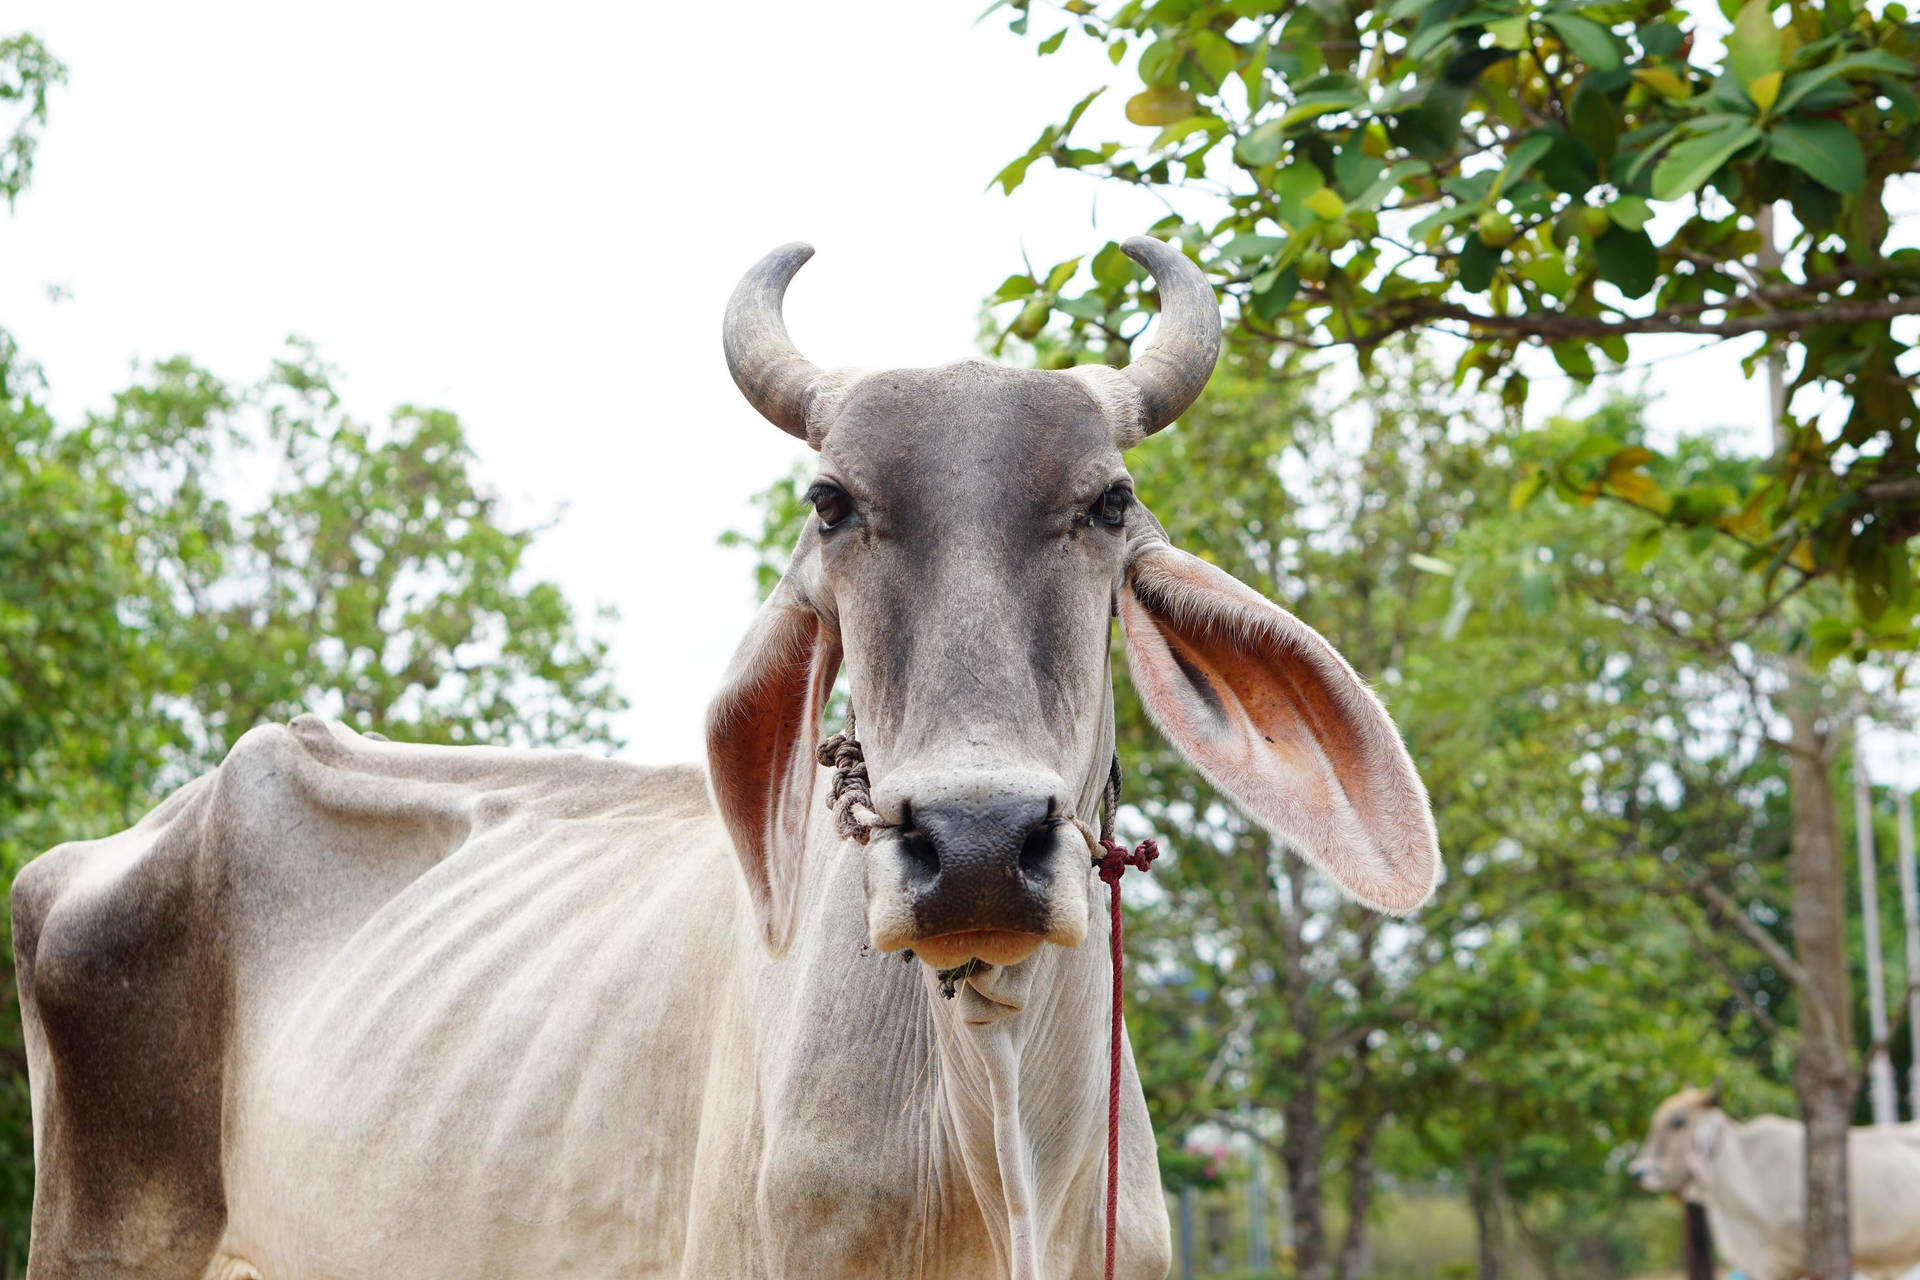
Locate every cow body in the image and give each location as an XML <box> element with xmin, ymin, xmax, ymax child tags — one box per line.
<box><xmin>15</xmin><ymin>716</ymin><xmax>1167</xmax><ymax>1278</ymax></box>
<box><xmin>18</xmin><ymin>238</ymin><xmax>1442</xmax><ymax>1278</ymax></box>
<box><xmin>1633</xmin><ymin>1088</ymin><xmax>1920</xmax><ymax>1280</ymax></box>
<box><xmin>1691</xmin><ymin>1116</ymin><xmax>1920</xmax><ymax>1280</ymax></box>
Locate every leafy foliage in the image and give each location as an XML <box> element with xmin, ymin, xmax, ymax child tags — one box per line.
<box><xmin>989</xmin><ymin>0</ymin><xmax>1919</xmax><ymax>653</ymax></box>
<box><xmin>0</xmin><ymin>34</ymin><xmax>63</xmax><ymax>210</ymax></box>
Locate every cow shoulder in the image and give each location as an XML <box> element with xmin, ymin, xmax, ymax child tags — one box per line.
<box><xmin>14</xmin><ymin>764</ymin><xmax>230</xmax><ymax>1278</ymax></box>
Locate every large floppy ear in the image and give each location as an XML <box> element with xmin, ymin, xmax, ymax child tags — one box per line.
<box><xmin>1120</xmin><ymin>539</ymin><xmax>1440</xmax><ymax>913</ymax></box>
<box><xmin>706</xmin><ymin>577</ymin><xmax>842</xmax><ymax>956</ymax></box>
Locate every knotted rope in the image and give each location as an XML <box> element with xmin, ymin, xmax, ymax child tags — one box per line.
<box><xmin>818</xmin><ymin>711</ymin><xmax>1157</xmax><ymax>1280</ymax></box>
<box><xmin>1095</xmin><ymin>832</ymin><xmax>1157</xmax><ymax>1280</ymax></box>
<box><xmin>816</xmin><ymin>707</ymin><xmax>886</xmax><ymax>843</ymax></box>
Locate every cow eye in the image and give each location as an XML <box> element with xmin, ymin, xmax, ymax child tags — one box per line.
<box><xmin>1091</xmin><ymin>484</ymin><xmax>1132</xmax><ymax>529</ymax></box>
<box><xmin>1668</xmin><ymin>1116</ymin><xmax>1686</xmax><ymax>1130</ymax></box>
<box><xmin>807</xmin><ymin>482</ymin><xmax>854</xmax><ymax>532</ymax></box>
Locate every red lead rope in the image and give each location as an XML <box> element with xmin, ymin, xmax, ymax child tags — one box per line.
<box><xmin>1095</xmin><ymin>837</ymin><xmax>1158</xmax><ymax>1280</ymax></box>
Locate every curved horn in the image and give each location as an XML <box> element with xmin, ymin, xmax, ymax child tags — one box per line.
<box><xmin>1119</xmin><ymin>235</ymin><xmax>1222</xmax><ymax>440</ymax></box>
<box><xmin>724</xmin><ymin>242</ymin><xmax>824</xmax><ymax>441</ymax></box>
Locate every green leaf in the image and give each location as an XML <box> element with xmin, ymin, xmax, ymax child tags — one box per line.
<box><xmin>1624</xmin><ymin>525</ymin><xmax>1664</xmax><ymax>572</ymax></box>
<box><xmin>1606</xmin><ymin>195</ymin><xmax>1653</xmax><ymax>231</ymax></box>
<box><xmin>1043</xmin><ymin>257</ymin><xmax>1084</xmax><ymax>291</ymax></box>
<box><xmin>1250</xmin><ymin>266</ymin><xmax>1300</xmax><ymax>320</ymax></box>
<box><xmin>1091</xmin><ymin>241</ymin><xmax>1137</xmax><ymax>289</ymax></box>
<box><xmin>1569</xmin><ymin>77</ymin><xmax>1619</xmax><ymax>159</ymax></box>
<box><xmin>1495</xmin><ymin>132</ymin><xmax>1557</xmax><ymax>194</ymax></box>
<box><xmin>1727</xmin><ymin>0</ymin><xmax>1782</xmax><ymax>90</ymax></box>
<box><xmin>1637</xmin><ymin>21</ymin><xmax>1684</xmax><ymax>58</ymax></box>
<box><xmin>992</xmin><ymin>274</ymin><xmax>1036</xmax><ymax>302</ymax></box>
<box><xmin>1220</xmin><ymin>234</ymin><xmax>1288</xmax><ymax>260</ymax></box>
<box><xmin>1807</xmin><ymin>616</ymin><xmax>1856</xmax><ymax>666</ymax></box>
<box><xmin>1062</xmin><ymin>87</ymin><xmax>1106</xmax><ymax>134</ymax></box>
<box><xmin>1155</xmin><ymin>115</ymin><xmax>1223</xmax><ymax>149</ymax></box>
<box><xmin>1650</xmin><ymin>123</ymin><xmax>1761</xmax><ymax>201</ymax></box>
<box><xmin>1774</xmin><ymin>50</ymin><xmax>1915</xmax><ymax>114</ymax></box>
<box><xmin>1551</xmin><ymin>340</ymin><xmax>1595</xmax><ymax>382</ymax></box>
<box><xmin>1768</xmin><ymin>118</ymin><xmax>1865</xmax><ymax>194</ymax></box>
<box><xmin>1488</xmin><ymin>15</ymin><xmax>1529</xmax><ymax>50</ymax></box>
<box><xmin>1273</xmin><ymin>89</ymin><xmax>1366</xmax><ymax>132</ymax></box>
<box><xmin>1537</xmin><ymin>126</ymin><xmax>1600</xmax><ymax>195</ymax></box>
<box><xmin>1458</xmin><ymin>233</ymin><xmax>1499</xmax><ymax>292</ymax></box>
<box><xmin>1190</xmin><ymin>29</ymin><xmax>1240</xmax><ymax>88</ymax></box>
<box><xmin>1540</xmin><ymin>14</ymin><xmax>1622</xmax><ymax>71</ymax></box>
<box><xmin>1593</xmin><ymin>226</ymin><xmax>1658</xmax><ymax>298</ymax></box>
<box><xmin>1236</xmin><ymin>119</ymin><xmax>1286</xmax><ymax>167</ymax></box>
<box><xmin>1037</xmin><ymin>29</ymin><xmax>1067</xmax><ymax>55</ymax></box>
<box><xmin>1334</xmin><ymin>144</ymin><xmax>1384</xmax><ymax>197</ymax></box>
<box><xmin>991</xmin><ymin>153</ymin><xmax>1035</xmax><ymax>195</ymax></box>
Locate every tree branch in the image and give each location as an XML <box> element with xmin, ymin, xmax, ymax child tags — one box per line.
<box><xmin>1396</xmin><ymin>295</ymin><xmax>1920</xmax><ymax>342</ymax></box>
<box><xmin>1689</xmin><ymin>874</ymin><xmax>1811</xmax><ymax>994</ymax></box>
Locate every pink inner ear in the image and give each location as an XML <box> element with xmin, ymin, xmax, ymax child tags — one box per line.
<box><xmin>1121</xmin><ymin>545</ymin><xmax>1439</xmax><ymax>914</ymax></box>
<box><xmin>706</xmin><ymin>604</ymin><xmax>842</xmax><ymax>955</ymax></box>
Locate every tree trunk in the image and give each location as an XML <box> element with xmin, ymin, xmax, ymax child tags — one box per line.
<box><xmin>1786</xmin><ymin>695</ymin><xmax>1856</xmax><ymax>1279</ymax></box>
<box><xmin>1334</xmin><ymin>1114</ymin><xmax>1379</xmax><ymax>1280</ymax></box>
<box><xmin>1464</xmin><ymin>1153</ymin><xmax>1503</xmax><ymax>1280</ymax></box>
<box><xmin>1281</xmin><ymin>1089</ymin><xmax>1327</xmax><ymax>1280</ymax></box>
<box><xmin>1278</xmin><ymin>851</ymin><xmax>1328</xmax><ymax>1280</ymax></box>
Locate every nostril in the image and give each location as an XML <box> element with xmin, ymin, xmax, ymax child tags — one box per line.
<box><xmin>1018</xmin><ymin>820</ymin><xmax>1059</xmax><ymax>881</ymax></box>
<box><xmin>900</xmin><ymin>828</ymin><xmax>940</xmax><ymax>888</ymax></box>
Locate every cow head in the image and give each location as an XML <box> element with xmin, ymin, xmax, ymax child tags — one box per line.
<box><xmin>707</xmin><ymin>238</ymin><xmax>1440</xmax><ymax>965</ymax></box>
<box><xmin>1628</xmin><ymin>1084</ymin><xmax>1724</xmax><ymax>1195</ymax></box>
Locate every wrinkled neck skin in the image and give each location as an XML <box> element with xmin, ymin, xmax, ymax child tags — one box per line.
<box><xmin>749</xmin><ymin>689</ymin><xmax>1168</xmax><ymax>1279</ymax></box>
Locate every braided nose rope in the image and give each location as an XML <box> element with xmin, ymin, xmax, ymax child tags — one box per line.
<box><xmin>816</xmin><ymin>707</ymin><xmax>887</xmax><ymax>843</ymax></box>
<box><xmin>817</xmin><ymin>710</ymin><xmax>1157</xmax><ymax>1280</ymax></box>
<box><xmin>1095</xmin><ymin>834</ymin><xmax>1157</xmax><ymax>1280</ymax></box>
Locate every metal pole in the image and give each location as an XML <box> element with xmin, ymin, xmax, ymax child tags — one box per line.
<box><xmin>1856</xmin><ymin>719</ymin><xmax>1898</xmax><ymax>1125</ymax></box>
<box><xmin>1897</xmin><ymin>781</ymin><xmax>1919</xmax><ymax>1122</ymax></box>
<box><xmin>1245</xmin><ymin>1128</ymin><xmax>1269</xmax><ymax>1271</ymax></box>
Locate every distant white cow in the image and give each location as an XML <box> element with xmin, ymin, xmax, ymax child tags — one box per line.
<box><xmin>1630</xmin><ymin>1086</ymin><xmax>1920</xmax><ymax>1280</ymax></box>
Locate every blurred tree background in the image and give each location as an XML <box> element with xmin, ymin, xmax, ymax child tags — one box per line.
<box><xmin>0</xmin><ymin>32</ymin><xmax>623</xmax><ymax>1271</ymax></box>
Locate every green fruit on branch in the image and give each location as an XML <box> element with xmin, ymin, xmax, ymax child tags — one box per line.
<box><xmin>1012</xmin><ymin>299</ymin><xmax>1050</xmax><ymax>340</ymax></box>
<box><xmin>1476</xmin><ymin>209</ymin><xmax>1517</xmax><ymax>248</ymax></box>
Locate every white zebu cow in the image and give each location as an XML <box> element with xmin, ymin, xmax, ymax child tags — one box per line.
<box><xmin>1631</xmin><ymin>1086</ymin><xmax>1920</xmax><ymax>1280</ymax></box>
<box><xmin>13</xmin><ymin>238</ymin><xmax>1441</xmax><ymax>1279</ymax></box>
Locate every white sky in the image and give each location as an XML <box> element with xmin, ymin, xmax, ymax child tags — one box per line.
<box><xmin>1</xmin><ymin>2</ymin><xmax>1788</xmax><ymax>766</ymax></box>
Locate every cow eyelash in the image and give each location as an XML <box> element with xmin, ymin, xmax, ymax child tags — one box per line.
<box><xmin>1088</xmin><ymin>483</ymin><xmax>1132</xmax><ymax>530</ymax></box>
<box><xmin>806</xmin><ymin>482</ymin><xmax>855</xmax><ymax>532</ymax></box>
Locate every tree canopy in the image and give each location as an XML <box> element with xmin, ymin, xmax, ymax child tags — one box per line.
<box><xmin>989</xmin><ymin>0</ymin><xmax>1919</xmax><ymax>659</ymax></box>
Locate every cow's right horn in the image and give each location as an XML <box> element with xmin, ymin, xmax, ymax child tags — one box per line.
<box><xmin>1117</xmin><ymin>235</ymin><xmax>1222</xmax><ymax>444</ymax></box>
<box><xmin>724</xmin><ymin>242</ymin><xmax>824</xmax><ymax>441</ymax></box>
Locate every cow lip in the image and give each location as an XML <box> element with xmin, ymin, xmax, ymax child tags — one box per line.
<box><xmin>908</xmin><ymin>929</ymin><xmax>1045</xmax><ymax>969</ymax></box>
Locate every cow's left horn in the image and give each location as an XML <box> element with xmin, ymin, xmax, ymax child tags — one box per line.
<box><xmin>724</xmin><ymin>242</ymin><xmax>824</xmax><ymax>441</ymax></box>
<box><xmin>1118</xmin><ymin>235</ymin><xmax>1222</xmax><ymax>442</ymax></box>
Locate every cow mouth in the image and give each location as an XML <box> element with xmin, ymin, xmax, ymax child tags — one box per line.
<box><xmin>909</xmin><ymin>929</ymin><xmax>1046</xmax><ymax>969</ymax></box>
